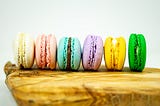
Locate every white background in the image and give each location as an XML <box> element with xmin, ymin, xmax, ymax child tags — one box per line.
<box><xmin>0</xmin><ymin>0</ymin><xmax>160</xmax><ymax>105</ymax></box>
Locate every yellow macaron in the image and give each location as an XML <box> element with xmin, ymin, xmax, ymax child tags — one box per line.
<box><xmin>104</xmin><ymin>36</ymin><xmax>126</xmax><ymax>71</ymax></box>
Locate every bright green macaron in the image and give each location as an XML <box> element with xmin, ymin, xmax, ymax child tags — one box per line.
<box><xmin>128</xmin><ymin>34</ymin><xmax>146</xmax><ymax>72</ymax></box>
<box><xmin>57</xmin><ymin>37</ymin><xmax>81</xmax><ymax>71</ymax></box>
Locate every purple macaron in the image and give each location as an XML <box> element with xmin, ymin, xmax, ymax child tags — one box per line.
<box><xmin>82</xmin><ymin>35</ymin><xmax>103</xmax><ymax>70</ymax></box>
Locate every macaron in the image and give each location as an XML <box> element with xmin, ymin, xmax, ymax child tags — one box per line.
<box><xmin>57</xmin><ymin>37</ymin><xmax>81</xmax><ymax>71</ymax></box>
<box><xmin>36</xmin><ymin>34</ymin><xmax>57</xmax><ymax>69</ymax></box>
<box><xmin>82</xmin><ymin>35</ymin><xmax>103</xmax><ymax>71</ymax></box>
<box><xmin>104</xmin><ymin>36</ymin><xmax>126</xmax><ymax>71</ymax></box>
<box><xmin>128</xmin><ymin>34</ymin><xmax>146</xmax><ymax>72</ymax></box>
<box><xmin>14</xmin><ymin>33</ymin><xmax>34</xmax><ymax>69</ymax></box>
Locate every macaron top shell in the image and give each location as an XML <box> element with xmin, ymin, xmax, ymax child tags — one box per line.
<box><xmin>71</xmin><ymin>38</ymin><xmax>81</xmax><ymax>70</ymax></box>
<box><xmin>36</xmin><ymin>35</ymin><xmax>46</xmax><ymax>68</ymax></box>
<box><xmin>82</xmin><ymin>35</ymin><xmax>103</xmax><ymax>70</ymax></box>
<box><xmin>14</xmin><ymin>33</ymin><xmax>34</xmax><ymax>68</ymax></box>
<box><xmin>116</xmin><ymin>37</ymin><xmax>126</xmax><ymax>70</ymax></box>
<box><xmin>137</xmin><ymin>34</ymin><xmax>146</xmax><ymax>70</ymax></box>
<box><xmin>46</xmin><ymin>34</ymin><xmax>57</xmax><ymax>69</ymax></box>
<box><xmin>57</xmin><ymin>37</ymin><xmax>68</xmax><ymax>69</ymax></box>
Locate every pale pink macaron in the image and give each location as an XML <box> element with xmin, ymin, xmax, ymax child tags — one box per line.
<box><xmin>36</xmin><ymin>34</ymin><xmax>57</xmax><ymax>69</ymax></box>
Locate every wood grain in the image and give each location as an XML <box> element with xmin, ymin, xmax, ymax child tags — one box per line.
<box><xmin>4</xmin><ymin>61</ymin><xmax>160</xmax><ymax>106</ymax></box>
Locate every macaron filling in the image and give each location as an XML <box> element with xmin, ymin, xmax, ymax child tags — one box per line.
<box><xmin>134</xmin><ymin>37</ymin><xmax>138</xmax><ymax>69</ymax></box>
<box><xmin>66</xmin><ymin>37</ymin><xmax>71</xmax><ymax>70</ymax></box>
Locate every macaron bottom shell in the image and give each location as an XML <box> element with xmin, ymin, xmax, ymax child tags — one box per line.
<box><xmin>70</xmin><ymin>38</ymin><xmax>81</xmax><ymax>70</ymax></box>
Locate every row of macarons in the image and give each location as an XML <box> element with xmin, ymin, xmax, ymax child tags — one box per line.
<box><xmin>14</xmin><ymin>33</ymin><xmax>146</xmax><ymax>72</ymax></box>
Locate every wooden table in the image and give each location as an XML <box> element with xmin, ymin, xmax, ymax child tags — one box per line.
<box><xmin>4</xmin><ymin>61</ymin><xmax>160</xmax><ymax>106</ymax></box>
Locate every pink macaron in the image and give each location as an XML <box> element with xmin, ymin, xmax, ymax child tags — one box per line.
<box><xmin>36</xmin><ymin>34</ymin><xmax>57</xmax><ymax>69</ymax></box>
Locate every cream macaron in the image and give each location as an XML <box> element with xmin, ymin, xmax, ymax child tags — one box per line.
<box><xmin>14</xmin><ymin>33</ymin><xmax>35</xmax><ymax>68</ymax></box>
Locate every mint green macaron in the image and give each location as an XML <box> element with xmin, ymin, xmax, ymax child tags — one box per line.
<box><xmin>57</xmin><ymin>37</ymin><xmax>81</xmax><ymax>71</ymax></box>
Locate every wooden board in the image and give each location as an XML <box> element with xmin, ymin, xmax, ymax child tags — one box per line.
<box><xmin>4</xmin><ymin>61</ymin><xmax>160</xmax><ymax>106</ymax></box>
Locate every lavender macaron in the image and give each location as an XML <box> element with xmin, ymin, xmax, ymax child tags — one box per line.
<box><xmin>82</xmin><ymin>35</ymin><xmax>103</xmax><ymax>71</ymax></box>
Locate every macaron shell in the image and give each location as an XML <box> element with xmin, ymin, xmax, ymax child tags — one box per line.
<box><xmin>115</xmin><ymin>37</ymin><xmax>126</xmax><ymax>70</ymax></box>
<box><xmin>104</xmin><ymin>37</ymin><xmax>114</xmax><ymax>70</ymax></box>
<box><xmin>57</xmin><ymin>37</ymin><xmax>69</xmax><ymax>70</ymax></box>
<box><xmin>71</xmin><ymin>38</ymin><xmax>81</xmax><ymax>70</ymax></box>
<box><xmin>36</xmin><ymin>35</ymin><xmax>46</xmax><ymax>68</ymax></box>
<box><xmin>137</xmin><ymin>34</ymin><xmax>146</xmax><ymax>71</ymax></box>
<box><xmin>128</xmin><ymin>34</ymin><xmax>137</xmax><ymax>70</ymax></box>
<box><xmin>46</xmin><ymin>35</ymin><xmax>51</xmax><ymax>68</ymax></box>
<box><xmin>82</xmin><ymin>36</ymin><xmax>92</xmax><ymax>69</ymax></box>
<box><xmin>93</xmin><ymin>36</ymin><xmax>103</xmax><ymax>70</ymax></box>
<box><xmin>14</xmin><ymin>33</ymin><xmax>22</xmax><ymax>68</ymax></box>
<box><xmin>24</xmin><ymin>35</ymin><xmax>35</xmax><ymax>68</ymax></box>
<box><xmin>48</xmin><ymin>34</ymin><xmax>57</xmax><ymax>69</ymax></box>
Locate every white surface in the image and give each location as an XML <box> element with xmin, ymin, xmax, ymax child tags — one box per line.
<box><xmin>0</xmin><ymin>0</ymin><xmax>160</xmax><ymax>105</ymax></box>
